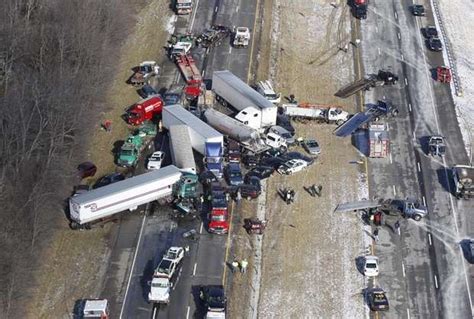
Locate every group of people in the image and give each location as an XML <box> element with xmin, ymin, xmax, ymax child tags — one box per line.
<box><xmin>279</xmin><ymin>184</ymin><xmax>323</xmax><ymax>205</ymax></box>
<box><xmin>231</xmin><ymin>259</ymin><xmax>248</xmax><ymax>274</ymax></box>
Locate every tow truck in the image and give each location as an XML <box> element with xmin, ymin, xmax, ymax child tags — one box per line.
<box><xmin>168</xmin><ymin>34</ymin><xmax>194</xmax><ymax>58</ymax></box>
<box><xmin>148</xmin><ymin>247</ymin><xmax>185</xmax><ymax>304</ymax></box>
<box><xmin>335</xmin><ymin>198</ymin><xmax>428</xmax><ymax>221</ymax></box>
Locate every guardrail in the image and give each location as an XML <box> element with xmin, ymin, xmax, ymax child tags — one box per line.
<box><xmin>430</xmin><ymin>0</ymin><xmax>463</xmax><ymax>96</ymax></box>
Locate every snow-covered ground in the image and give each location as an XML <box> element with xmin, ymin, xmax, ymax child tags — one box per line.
<box><xmin>435</xmin><ymin>0</ymin><xmax>474</xmax><ymax>158</ymax></box>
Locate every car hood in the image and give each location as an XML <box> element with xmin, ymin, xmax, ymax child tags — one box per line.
<box><xmin>149</xmin><ymin>286</ymin><xmax>170</xmax><ymax>301</ymax></box>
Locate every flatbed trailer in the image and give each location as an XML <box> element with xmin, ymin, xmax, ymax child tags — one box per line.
<box><xmin>175</xmin><ymin>54</ymin><xmax>202</xmax><ymax>98</ymax></box>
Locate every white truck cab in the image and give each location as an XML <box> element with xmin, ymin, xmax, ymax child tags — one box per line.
<box><xmin>235</xmin><ymin>106</ymin><xmax>262</xmax><ymax>131</ymax></box>
<box><xmin>83</xmin><ymin>299</ymin><xmax>109</xmax><ymax>319</ymax></box>
<box><xmin>256</xmin><ymin>80</ymin><xmax>281</xmax><ymax>104</ymax></box>
<box><xmin>148</xmin><ymin>277</ymin><xmax>172</xmax><ymax>304</ymax></box>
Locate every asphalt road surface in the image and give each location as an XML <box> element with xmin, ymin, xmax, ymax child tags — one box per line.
<box><xmin>357</xmin><ymin>0</ymin><xmax>473</xmax><ymax>318</ymax></box>
<box><xmin>101</xmin><ymin>1</ymin><xmax>258</xmax><ymax>318</ymax></box>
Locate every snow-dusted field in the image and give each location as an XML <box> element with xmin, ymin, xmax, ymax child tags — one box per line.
<box><xmin>435</xmin><ymin>0</ymin><xmax>474</xmax><ymax>157</ymax></box>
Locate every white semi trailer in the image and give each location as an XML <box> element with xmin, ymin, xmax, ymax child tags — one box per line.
<box><xmin>169</xmin><ymin>125</ymin><xmax>196</xmax><ymax>174</ymax></box>
<box><xmin>212</xmin><ymin>70</ymin><xmax>277</xmax><ymax>131</ymax></box>
<box><xmin>69</xmin><ymin>166</ymin><xmax>182</xmax><ymax>229</ymax></box>
<box><xmin>163</xmin><ymin>105</ymin><xmax>224</xmax><ymax>178</ymax></box>
<box><xmin>203</xmin><ymin>108</ymin><xmax>270</xmax><ymax>154</ymax></box>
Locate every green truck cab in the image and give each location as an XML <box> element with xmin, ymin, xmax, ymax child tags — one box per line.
<box><xmin>117</xmin><ymin>122</ymin><xmax>156</xmax><ymax>167</ymax></box>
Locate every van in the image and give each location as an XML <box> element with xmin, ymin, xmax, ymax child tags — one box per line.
<box><xmin>265</xmin><ymin>132</ymin><xmax>287</xmax><ymax>150</ymax></box>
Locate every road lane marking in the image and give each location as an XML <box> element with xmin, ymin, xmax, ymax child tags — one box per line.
<box><xmin>401</xmin><ymin>53</ymin><xmax>404</xmax><ymax>61</ymax></box>
<box><xmin>199</xmin><ymin>222</ymin><xmax>203</xmax><ymax>234</ymax></box>
<box><xmin>434</xmin><ymin>275</ymin><xmax>439</xmax><ymax>289</ymax></box>
<box><xmin>392</xmin><ymin>185</ymin><xmax>396</xmax><ymax>196</ymax></box>
<box><xmin>408</xmin><ymin>103</ymin><xmax>412</xmax><ymax>112</ymax></box>
<box><xmin>186</xmin><ymin>306</ymin><xmax>190</xmax><ymax>319</ymax></box>
<box><xmin>152</xmin><ymin>306</ymin><xmax>157</xmax><ymax>319</ymax></box>
<box><xmin>119</xmin><ymin>213</ymin><xmax>147</xmax><ymax>319</ymax></box>
<box><xmin>215</xmin><ymin>6</ymin><xmax>218</xmax><ymax>13</ymax></box>
<box><xmin>422</xmin><ymin>196</ymin><xmax>426</xmax><ymax>206</ymax></box>
<box><xmin>398</xmin><ymin>32</ymin><xmax>401</xmax><ymax>40</ymax></box>
<box><xmin>375</xmin><ymin>26</ymin><xmax>378</xmax><ymax>33</ymax></box>
<box><xmin>402</xmin><ymin>262</ymin><xmax>406</xmax><ymax>277</ymax></box>
<box><xmin>382</xmin><ymin>95</ymin><xmax>386</xmax><ymax>100</ymax></box>
<box><xmin>394</xmin><ymin>12</ymin><xmax>398</xmax><ymax>19</ymax></box>
<box><xmin>189</xmin><ymin>0</ymin><xmax>200</xmax><ymax>31</ymax></box>
<box><xmin>413</xmin><ymin>131</ymin><xmax>416</xmax><ymax>139</ymax></box>
<box><xmin>193</xmin><ymin>262</ymin><xmax>197</xmax><ymax>276</ymax></box>
<box><xmin>228</xmin><ymin>46</ymin><xmax>232</xmax><ymax>54</ymax></box>
<box><xmin>404</xmin><ymin>78</ymin><xmax>408</xmax><ymax>85</ymax></box>
<box><xmin>236</xmin><ymin>5</ymin><xmax>239</xmax><ymax>12</ymax></box>
<box><xmin>428</xmin><ymin>233</ymin><xmax>432</xmax><ymax>245</ymax></box>
<box><xmin>407</xmin><ymin>308</ymin><xmax>411</xmax><ymax>319</ymax></box>
<box><xmin>417</xmin><ymin>162</ymin><xmax>421</xmax><ymax>172</ymax></box>
<box><xmin>378</xmin><ymin>47</ymin><xmax>381</xmax><ymax>55</ymax></box>
<box><xmin>389</xmin><ymin>152</ymin><xmax>393</xmax><ymax>164</ymax></box>
<box><xmin>246</xmin><ymin>0</ymin><xmax>261</xmax><ymax>83</ymax></box>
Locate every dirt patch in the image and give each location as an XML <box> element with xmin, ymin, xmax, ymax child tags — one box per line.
<box><xmin>227</xmin><ymin>0</ymin><xmax>369</xmax><ymax>317</ymax></box>
<box><xmin>26</xmin><ymin>1</ymin><xmax>174</xmax><ymax>317</ymax></box>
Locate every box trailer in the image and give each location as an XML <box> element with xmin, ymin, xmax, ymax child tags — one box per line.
<box><xmin>163</xmin><ymin>105</ymin><xmax>224</xmax><ymax>177</ymax></box>
<box><xmin>69</xmin><ymin>166</ymin><xmax>182</xmax><ymax>228</ymax></box>
<box><xmin>212</xmin><ymin>70</ymin><xmax>277</xmax><ymax>130</ymax></box>
<box><xmin>169</xmin><ymin>125</ymin><xmax>196</xmax><ymax>174</ymax></box>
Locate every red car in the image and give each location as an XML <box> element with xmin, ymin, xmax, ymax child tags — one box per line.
<box><xmin>77</xmin><ymin>162</ymin><xmax>97</xmax><ymax>179</ymax></box>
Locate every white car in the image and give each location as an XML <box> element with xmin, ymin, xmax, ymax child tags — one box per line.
<box><xmin>147</xmin><ymin>151</ymin><xmax>164</xmax><ymax>170</ymax></box>
<box><xmin>364</xmin><ymin>256</ymin><xmax>379</xmax><ymax>277</ymax></box>
<box><xmin>148</xmin><ymin>277</ymin><xmax>171</xmax><ymax>304</ymax></box>
<box><xmin>277</xmin><ymin>159</ymin><xmax>308</xmax><ymax>175</ymax></box>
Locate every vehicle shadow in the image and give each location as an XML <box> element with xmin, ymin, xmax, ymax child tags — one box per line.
<box><xmin>460</xmin><ymin>239</ymin><xmax>474</xmax><ymax>264</ymax></box>
<box><xmin>112</xmin><ymin>140</ymin><xmax>125</xmax><ymax>164</ymax></box>
<box><xmin>419</xmin><ymin>135</ymin><xmax>431</xmax><ymax>155</ymax></box>
<box><xmin>355</xmin><ymin>256</ymin><xmax>366</xmax><ymax>275</ymax></box>
<box><xmin>430</xmin><ymin>68</ymin><xmax>439</xmax><ymax>81</ymax></box>
<box><xmin>436</xmin><ymin>167</ymin><xmax>453</xmax><ymax>193</ymax></box>
<box><xmin>141</xmin><ymin>259</ymin><xmax>156</xmax><ymax>302</ymax></box>
<box><xmin>72</xmin><ymin>299</ymin><xmax>86</xmax><ymax>319</ymax></box>
<box><xmin>191</xmin><ymin>285</ymin><xmax>206</xmax><ymax>319</ymax></box>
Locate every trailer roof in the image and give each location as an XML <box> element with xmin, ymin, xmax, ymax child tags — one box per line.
<box><xmin>213</xmin><ymin>70</ymin><xmax>276</xmax><ymax>110</ymax></box>
<box><xmin>73</xmin><ymin>165</ymin><xmax>181</xmax><ymax>205</ymax></box>
<box><xmin>164</xmin><ymin>105</ymin><xmax>222</xmax><ymax>139</ymax></box>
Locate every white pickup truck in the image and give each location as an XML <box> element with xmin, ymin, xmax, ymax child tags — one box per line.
<box><xmin>148</xmin><ymin>247</ymin><xmax>185</xmax><ymax>304</ymax></box>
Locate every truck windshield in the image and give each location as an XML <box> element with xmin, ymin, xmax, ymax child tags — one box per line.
<box><xmin>211</xmin><ymin>214</ymin><xmax>227</xmax><ymax>221</ymax></box>
<box><xmin>152</xmin><ymin>282</ymin><xmax>168</xmax><ymax>288</ymax></box>
<box><xmin>266</xmin><ymin>94</ymin><xmax>279</xmax><ymax>100</ymax></box>
<box><xmin>121</xmin><ymin>150</ymin><xmax>133</xmax><ymax>156</ymax></box>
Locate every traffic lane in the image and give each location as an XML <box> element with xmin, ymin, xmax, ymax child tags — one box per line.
<box><xmin>187</xmin><ymin>229</ymin><xmax>227</xmax><ymax>318</ymax></box>
<box><xmin>119</xmin><ymin>209</ymin><xmax>179</xmax><ymax>319</ymax></box>
<box><xmin>101</xmin><ymin>213</ymin><xmax>144</xmax><ymax>317</ymax></box>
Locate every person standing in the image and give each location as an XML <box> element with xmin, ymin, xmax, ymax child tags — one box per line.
<box><xmin>373</xmin><ymin>228</ymin><xmax>380</xmax><ymax>242</ymax></box>
<box><xmin>236</xmin><ymin>189</ymin><xmax>242</xmax><ymax>204</ymax></box>
<box><xmin>231</xmin><ymin>261</ymin><xmax>239</xmax><ymax>273</ymax></box>
<box><xmin>240</xmin><ymin>259</ymin><xmax>248</xmax><ymax>273</ymax></box>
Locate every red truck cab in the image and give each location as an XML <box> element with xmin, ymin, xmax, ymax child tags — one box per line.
<box><xmin>126</xmin><ymin>95</ymin><xmax>163</xmax><ymax>125</ymax></box>
<box><xmin>208</xmin><ymin>183</ymin><xmax>229</xmax><ymax>234</ymax></box>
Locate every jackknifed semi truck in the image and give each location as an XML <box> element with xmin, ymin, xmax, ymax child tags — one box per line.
<box><xmin>212</xmin><ymin>70</ymin><xmax>277</xmax><ymax>131</ymax></box>
<box><xmin>169</xmin><ymin>125</ymin><xmax>196</xmax><ymax>174</ymax></box>
<box><xmin>163</xmin><ymin>105</ymin><xmax>224</xmax><ymax>178</ymax></box>
<box><xmin>69</xmin><ymin>166</ymin><xmax>182</xmax><ymax>229</ymax></box>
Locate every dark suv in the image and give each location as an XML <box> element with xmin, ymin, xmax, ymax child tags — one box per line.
<box><xmin>239</xmin><ymin>176</ymin><xmax>262</xmax><ymax>199</ymax></box>
<box><xmin>224</xmin><ymin>163</ymin><xmax>243</xmax><ymax>186</ymax></box>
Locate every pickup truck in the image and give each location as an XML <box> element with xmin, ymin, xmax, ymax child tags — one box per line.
<box><xmin>149</xmin><ymin>247</ymin><xmax>185</xmax><ymax>304</ymax></box>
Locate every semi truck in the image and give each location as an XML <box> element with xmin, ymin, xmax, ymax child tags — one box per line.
<box><xmin>149</xmin><ymin>247</ymin><xmax>185</xmax><ymax>304</ymax></box>
<box><xmin>117</xmin><ymin>122</ymin><xmax>157</xmax><ymax>167</ymax></box>
<box><xmin>203</xmin><ymin>108</ymin><xmax>270</xmax><ymax>154</ymax></box>
<box><xmin>212</xmin><ymin>70</ymin><xmax>277</xmax><ymax>130</ymax></box>
<box><xmin>282</xmin><ymin>104</ymin><xmax>350</xmax><ymax>125</ymax></box>
<box><xmin>452</xmin><ymin>165</ymin><xmax>474</xmax><ymax>199</ymax></box>
<box><xmin>68</xmin><ymin>166</ymin><xmax>182</xmax><ymax>229</ymax></box>
<box><xmin>175</xmin><ymin>0</ymin><xmax>193</xmax><ymax>15</ymax></box>
<box><xmin>125</xmin><ymin>95</ymin><xmax>164</xmax><ymax>125</ymax></box>
<box><xmin>335</xmin><ymin>70</ymin><xmax>398</xmax><ymax>99</ymax></box>
<box><xmin>169</xmin><ymin>125</ymin><xmax>196</xmax><ymax>174</ymax></box>
<box><xmin>163</xmin><ymin>105</ymin><xmax>224</xmax><ymax>178</ymax></box>
<box><xmin>368</xmin><ymin>122</ymin><xmax>389</xmax><ymax>158</ymax></box>
<box><xmin>352</xmin><ymin>0</ymin><xmax>368</xmax><ymax>19</ymax></box>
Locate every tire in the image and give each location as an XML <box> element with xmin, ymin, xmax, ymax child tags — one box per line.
<box><xmin>413</xmin><ymin>215</ymin><xmax>422</xmax><ymax>221</ymax></box>
<box><xmin>336</xmin><ymin>120</ymin><xmax>344</xmax><ymax>125</ymax></box>
<box><xmin>70</xmin><ymin>221</ymin><xmax>80</xmax><ymax>230</ymax></box>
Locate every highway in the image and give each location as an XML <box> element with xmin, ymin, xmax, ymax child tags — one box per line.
<box><xmin>100</xmin><ymin>0</ymin><xmax>258</xmax><ymax>318</ymax></box>
<box><xmin>358</xmin><ymin>0</ymin><xmax>473</xmax><ymax>318</ymax></box>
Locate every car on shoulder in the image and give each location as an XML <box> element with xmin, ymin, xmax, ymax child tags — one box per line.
<box><xmin>239</xmin><ymin>175</ymin><xmax>262</xmax><ymax>199</ymax></box>
<box><xmin>422</xmin><ymin>25</ymin><xmax>438</xmax><ymax>38</ymax></box>
<box><xmin>277</xmin><ymin>159</ymin><xmax>308</xmax><ymax>175</ymax></box>
<box><xmin>302</xmin><ymin>139</ymin><xmax>321</xmax><ymax>156</ymax></box>
<box><xmin>367</xmin><ymin>288</ymin><xmax>389</xmax><ymax>311</ymax></box>
<box><xmin>464</xmin><ymin>239</ymin><xmax>474</xmax><ymax>263</ymax></box>
<box><xmin>246</xmin><ymin>165</ymin><xmax>275</xmax><ymax>180</ymax></box>
<box><xmin>363</xmin><ymin>256</ymin><xmax>379</xmax><ymax>277</ymax></box>
<box><xmin>411</xmin><ymin>4</ymin><xmax>425</xmax><ymax>16</ymax></box>
<box><xmin>427</xmin><ymin>37</ymin><xmax>442</xmax><ymax>51</ymax></box>
<box><xmin>224</xmin><ymin>162</ymin><xmax>244</xmax><ymax>186</ymax></box>
<box><xmin>147</xmin><ymin>151</ymin><xmax>165</xmax><ymax>170</ymax></box>
<box><xmin>93</xmin><ymin>173</ymin><xmax>125</xmax><ymax>189</ymax></box>
<box><xmin>284</xmin><ymin>151</ymin><xmax>315</xmax><ymax>165</ymax></box>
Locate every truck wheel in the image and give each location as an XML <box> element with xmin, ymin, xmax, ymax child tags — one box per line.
<box><xmin>336</xmin><ymin>120</ymin><xmax>344</xmax><ymax>125</ymax></box>
<box><xmin>413</xmin><ymin>215</ymin><xmax>422</xmax><ymax>221</ymax></box>
<box><xmin>70</xmin><ymin>221</ymin><xmax>80</xmax><ymax>230</ymax></box>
